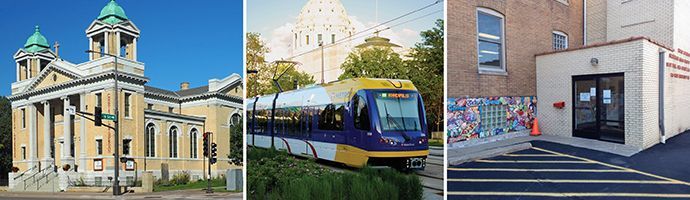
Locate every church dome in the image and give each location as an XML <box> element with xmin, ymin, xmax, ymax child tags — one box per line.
<box><xmin>98</xmin><ymin>0</ymin><xmax>129</xmax><ymax>24</ymax></box>
<box><xmin>24</xmin><ymin>26</ymin><xmax>50</xmax><ymax>53</ymax></box>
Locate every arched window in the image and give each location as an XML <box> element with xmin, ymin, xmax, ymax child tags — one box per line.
<box><xmin>190</xmin><ymin>128</ymin><xmax>198</xmax><ymax>158</ymax></box>
<box><xmin>145</xmin><ymin>123</ymin><xmax>156</xmax><ymax>157</ymax></box>
<box><xmin>169</xmin><ymin>126</ymin><xmax>178</xmax><ymax>158</ymax></box>
<box><xmin>477</xmin><ymin>7</ymin><xmax>506</xmax><ymax>73</ymax></box>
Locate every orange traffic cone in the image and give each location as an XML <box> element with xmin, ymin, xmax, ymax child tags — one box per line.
<box><xmin>530</xmin><ymin>118</ymin><xmax>542</xmax><ymax>136</ymax></box>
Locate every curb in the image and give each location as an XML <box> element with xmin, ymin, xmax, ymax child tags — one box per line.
<box><xmin>448</xmin><ymin>142</ymin><xmax>533</xmax><ymax>166</ymax></box>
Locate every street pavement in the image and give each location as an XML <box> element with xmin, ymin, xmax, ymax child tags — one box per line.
<box><xmin>447</xmin><ymin>132</ymin><xmax>690</xmax><ymax>200</ymax></box>
<box><xmin>0</xmin><ymin>189</ymin><xmax>243</xmax><ymax>200</ymax></box>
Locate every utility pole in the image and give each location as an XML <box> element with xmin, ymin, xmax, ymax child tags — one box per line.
<box><xmin>85</xmin><ymin>50</ymin><xmax>121</xmax><ymax>195</ymax></box>
<box><xmin>320</xmin><ymin>42</ymin><xmax>325</xmax><ymax>84</ymax></box>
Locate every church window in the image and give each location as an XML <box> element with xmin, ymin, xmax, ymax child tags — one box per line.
<box><xmin>21</xmin><ymin>108</ymin><xmax>26</xmax><ymax>129</ymax></box>
<box><xmin>96</xmin><ymin>139</ymin><xmax>103</xmax><ymax>155</ymax></box>
<box><xmin>190</xmin><ymin>128</ymin><xmax>198</xmax><ymax>158</ymax></box>
<box><xmin>145</xmin><ymin>124</ymin><xmax>156</xmax><ymax>157</ymax></box>
<box><xmin>169</xmin><ymin>126</ymin><xmax>178</xmax><ymax>158</ymax></box>
<box><xmin>124</xmin><ymin>93</ymin><xmax>131</xmax><ymax>118</ymax></box>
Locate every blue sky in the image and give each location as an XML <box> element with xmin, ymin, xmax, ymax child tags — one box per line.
<box><xmin>247</xmin><ymin>0</ymin><xmax>444</xmax><ymax>61</ymax></box>
<box><xmin>0</xmin><ymin>0</ymin><xmax>243</xmax><ymax>96</ymax></box>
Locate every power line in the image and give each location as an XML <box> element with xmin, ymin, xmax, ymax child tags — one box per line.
<box><xmin>287</xmin><ymin>0</ymin><xmax>443</xmax><ymax>60</ymax></box>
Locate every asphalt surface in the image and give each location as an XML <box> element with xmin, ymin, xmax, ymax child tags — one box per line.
<box><xmin>448</xmin><ymin>131</ymin><xmax>690</xmax><ymax>200</ymax></box>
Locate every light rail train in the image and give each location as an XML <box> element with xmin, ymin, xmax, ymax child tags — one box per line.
<box><xmin>248</xmin><ymin>78</ymin><xmax>429</xmax><ymax>170</ymax></box>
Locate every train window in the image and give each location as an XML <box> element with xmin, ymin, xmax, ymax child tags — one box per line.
<box><xmin>353</xmin><ymin>95</ymin><xmax>370</xmax><ymax>131</ymax></box>
<box><xmin>318</xmin><ymin>104</ymin><xmax>345</xmax><ymax>131</ymax></box>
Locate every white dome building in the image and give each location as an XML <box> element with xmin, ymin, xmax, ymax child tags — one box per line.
<box><xmin>289</xmin><ymin>0</ymin><xmax>356</xmax><ymax>83</ymax></box>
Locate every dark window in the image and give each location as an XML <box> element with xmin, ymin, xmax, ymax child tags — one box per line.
<box><xmin>145</xmin><ymin>124</ymin><xmax>156</xmax><ymax>157</ymax></box>
<box><xmin>169</xmin><ymin>127</ymin><xmax>178</xmax><ymax>158</ymax></box>
<box><xmin>21</xmin><ymin>146</ymin><xmax>26</xmax><ymax>160</ymax></box>
<box><xmin>169</xmin><ymin>107</ymin><xmax>174</xmax><ymax>113</ymax></box>
<box><xmin>96</xmin><ymin>139</ymin><xmax>103</xmax><ymax>155</ymax></box>
<box><xmin>190</xmin><ymin>129</ymin><xmax>198</xmax><ymax>158</ymax></box>
<box><xmin>21</xmin><ymin>108</ymin><xmax>26</xmax><ymax>129</ymax></box>
<box><xmin>353</xmin><ymin>95</ymin><xmax>371</xmax><ymax>131</ymax></box>
<box><xmin>318</xmin><ymin>104</ymin><xmax>344</xmax><ymax>131</ymax></box>
<box><xmin>147</xmin><ymin>103</ymin><xmax>153</xmax><ymax>110</ymax></box>
<box><xmin>124</xmin><ymin>93</ymin><xmax>131</xmax><ymax>117</ymax></box>
<box><xmin>123</xmin><ymin>139</ymin><xmax>131</xmax><ymax>155</ymax></box>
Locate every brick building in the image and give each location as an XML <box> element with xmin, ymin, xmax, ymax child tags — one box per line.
<box><xmin>447</xmin><ymin>0</ymin><xmax>584</xmax><ymax>146</ymax></box>
<box><xmin>537</xmin><ymin>0</ymin><xmax>690</xmax><ymax>150</ymax></box>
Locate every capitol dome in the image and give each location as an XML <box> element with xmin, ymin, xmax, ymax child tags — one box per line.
<box><xmin>292</xmin><ymin>0</ymin><xmax>355</xmax><ymax>53</ymax></box>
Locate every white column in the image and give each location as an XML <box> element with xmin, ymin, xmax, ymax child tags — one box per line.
<box><xmin>133</xmin><ymin>38</ymin><xmax>137</xmax><ymax>61</ymax></box>
<box><xmin>104</xmin><ymin>32</ymin><xmax>109</xmax><ymax>55</ymax></box>
<box><xmin>28</xmin><ymin>104</ymin><xmax>38</xmax><ymax>169</ymax></box>
<box><xmin>15</xmin><ymin>62</ymin><xmax>19</xmax><ymax>81</ymax></box>
<box><xmin>25</xmin><ymin>60</ymin><xmax>30</xmax><ymax>80</ymax></box>
<box><xmin>89</xmin><ymin>38</ymin><xmax>93</xmax><ymax>60</ymax></box>
<box><xmin>116</xmin><ymin>32</ymin><xmax>121</xmax><ymax>57</ymax></box>
<box><xmin>42</xmin><ymin>101</ymin><xmax>51</xmax><ymax>162</ymax></box>
<box><xmin>62</xmin><ymin>96</ymin><xmax>73</xmax><ymax>163</ymax></box>
<box><xmin>79</xmin><ymin>93</ymin><xmax>86</xmax><ymax>171</ymax></box>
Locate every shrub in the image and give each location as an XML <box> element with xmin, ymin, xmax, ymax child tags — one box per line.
<box><xmin>170</xmin><ymin>171</ymin><xmax>190</xmax><ymax>185</ymax></box>
<box><xmin>248</xmin><ymin>148</ymin><xmax>423</xmax><ymax>200</ymax></box>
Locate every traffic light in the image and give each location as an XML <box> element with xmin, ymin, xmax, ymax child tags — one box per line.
<box><xmin>210</xmin><ymin>143</ymin><xmax>218</xmax><ymax>164</ymax></box>
<box><xmin>203</xmin><ymin>132</ymin><xmax>209</xmax><ymax>157</ymax></box>
<box><xmin>94</xmin><ymin>107</ymin><xmax>102</xmax><ymax>126</ymax></box>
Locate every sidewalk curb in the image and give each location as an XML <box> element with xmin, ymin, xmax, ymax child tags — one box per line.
<box><xmin>448</xmin><ymin>142</ymin><xmax>532</xmax><ymax>166</ymax></box>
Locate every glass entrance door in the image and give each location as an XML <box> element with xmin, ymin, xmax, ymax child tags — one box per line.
<box><xmin>572</xmin><ymin>74</ymin><xmax>625</xmax><ymax>144</ymax></box>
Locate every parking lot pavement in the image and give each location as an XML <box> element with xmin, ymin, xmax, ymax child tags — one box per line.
<box><xmin>447</xmin><ymin>145</ymin><xmax>690</xmax><ymax>200</ymax></box>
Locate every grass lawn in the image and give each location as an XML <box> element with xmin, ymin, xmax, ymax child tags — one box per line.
<box><xmin>153</xmin><ymin>178</ymin><xmax>225</xmax><ymax>192</ymax></box>
<box><xmin>428</xmin><ymin>139</ymin><xmax>444</xmax><ymax>147</ymax></box>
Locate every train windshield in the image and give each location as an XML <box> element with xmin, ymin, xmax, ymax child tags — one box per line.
<box><xmin>373</xmin><ymin>92</ymin><xmax>422</xmax><ymax>131</ymax></box>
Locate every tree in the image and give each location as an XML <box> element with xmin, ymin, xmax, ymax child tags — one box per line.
<box><xmin>228</xmin><ymin>119</ymin><xmax>243</xmax><ymax>166</ymax></box>
<box><xmin>338</xmin><ymin>47</ymin><xmax>408</xmax><ymax>80</ymax></box>
<box><xmin>246</xmin><ymin>32</ymin><xmax>315</xmax><ymax>97</ymax></box>
<box><xmin>0</xmin><ymin>96</ymin><xmax>12</xmax><ymax>179</ymax></box>
<box><xmin>406</xmin><ymin>19</ymin><xmax>444</xmax><ymax>132</ymax></box>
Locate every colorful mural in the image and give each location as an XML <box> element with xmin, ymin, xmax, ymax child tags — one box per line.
<box><xmin>447</xmin><ymin>96</ymin><xmax>537</xmax><ymax>144</ymax></box>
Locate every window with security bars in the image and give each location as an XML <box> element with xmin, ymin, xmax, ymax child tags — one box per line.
<box><xmin>553</xmin><ymin>31</ymin><xmax>568</xmax><ymax>50</ymax></box>
<box><xmin>480</xmin><ymin>104</ymin><xmax>507</xmax><ymax>137</ymax></box>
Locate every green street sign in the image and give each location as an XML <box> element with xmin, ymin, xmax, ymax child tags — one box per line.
<box><xmin>102</xmin><ymin>114</ymin><xmax>117</xmax><ymax>121</ymax></box>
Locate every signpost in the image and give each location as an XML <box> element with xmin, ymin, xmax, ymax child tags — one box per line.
<box><xmin>101</xmin><ymin>113</ymin><xmax>117</xmax><ymax>121</ymax></box>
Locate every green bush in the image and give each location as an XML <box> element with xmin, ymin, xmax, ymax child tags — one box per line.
<box><xmin>248</xmin><ymin>148</ymin><xmax>423</xmax><ymax>200</ymax></box>
<box><xmin>171</xmin><ymin>171</ymin><xmax>191</xmax><ymax>185</ymax></box>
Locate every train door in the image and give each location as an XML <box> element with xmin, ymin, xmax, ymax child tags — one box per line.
<box><xmin>350</xmin><ymin>92</ymin><xmax>370</xmax><ymax>149</ymax></box>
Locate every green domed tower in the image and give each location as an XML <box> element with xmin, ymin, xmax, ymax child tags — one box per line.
<box><xmin>24</xmin><ymin>26</ymin><xmax>50</xmax><ymax>53</ymax></box>
<box><xmin>86</xmin><ymin>0</ymin><xmax>140</xmax><ymax>61</ymax></box>
<box><xmin>97</xmin><ymin>0</ymin><xmax>129</xmax><ymax>24</ymax></box>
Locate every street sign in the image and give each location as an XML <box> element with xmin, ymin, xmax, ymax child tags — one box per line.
<box><xmin>65</xmin><ymin>106</ymin><xmax>76</xmax><ymax>115</ymax></box>
<box><xmin>102</xmin><ymin>113</ymin><xmax>117</xmax><ymax>121</ymax></box>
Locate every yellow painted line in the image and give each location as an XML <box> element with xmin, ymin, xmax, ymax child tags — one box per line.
<box><xmin>447</xmin><ymin>192</ymin><xmax>690</xmax><ymax>198</ymax></box>
<box><xmin>447</xmin><ymin>168</ymin><xmax>627</xmax><ymax>173</ymax></box>
<box><xmin>531</xmin><ymin>147</ymin><xmax>690</xmax><ymax>186</ymax></box>
<box><xmin>503</xmin><ymin>154</ymin><xmax>564</xmax><ymax>157</ymax></box>
<box><xmin>448</xmin><ymin>178</ymin><xmax>677</xmax><ymax>184</ymax></box>
<box><xmin>475</xmin><ymin>159</ymin><xmax>591</xmax><ymax>164</ymax></box>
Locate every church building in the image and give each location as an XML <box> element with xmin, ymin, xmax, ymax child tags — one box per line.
<box><xmin>8</xmin><ymin>0</ymin><xmax>243</xmax><ymax>191</ymax></box>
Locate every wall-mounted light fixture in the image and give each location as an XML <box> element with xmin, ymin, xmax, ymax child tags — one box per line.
<box><xmin>590</xmin><ymin>58</ymin><xmax>599</xmax><ymax>66</ymax></box>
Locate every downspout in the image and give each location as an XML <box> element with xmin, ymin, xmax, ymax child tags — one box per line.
<box><xmin>659</xmin><ymin>49</ymin><xmax>666</xmax><ymax>144</ymax></box>
<box><xmin>583</xmin><ymin>0</ymin><xmax>587</xmax><ymax>45</ymax></box>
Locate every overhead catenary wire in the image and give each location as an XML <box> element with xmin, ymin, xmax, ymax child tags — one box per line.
<box><xmin>287</xmin><ymin>0</ymin><xmax>443</xmax><ymax>60</ymax></box>
<box><xmin>301</xmin><ymin>8</ymin><xmax>444</xmax><ymax>73</ymax></box>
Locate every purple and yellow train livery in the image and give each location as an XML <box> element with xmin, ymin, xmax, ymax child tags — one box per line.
<box><xmin>248</xmin><ymin>78</ymin><xmax>429</xmax><ymax>170</ymax></box>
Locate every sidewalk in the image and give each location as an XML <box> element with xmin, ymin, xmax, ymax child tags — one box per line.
<box><xmin>0</xmin><ymin>189</ymin><xmax>242</xmax><ymax>200</ymax></box>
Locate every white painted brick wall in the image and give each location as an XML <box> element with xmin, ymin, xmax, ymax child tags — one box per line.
<box><xmin>536</xmin><ymin>39</ymin><xmax>662</xmax><ymax>150</ymax></box>
<box><xmin>604</xmin><ymin>0</ymin><xmax>674</xmax><ymax>47</ymax></box>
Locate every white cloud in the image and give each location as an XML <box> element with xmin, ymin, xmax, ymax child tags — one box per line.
<box><xmin>265</xmin><ymin>23</ymin><xmax>294</xmax><ymax>62</ymax></box>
